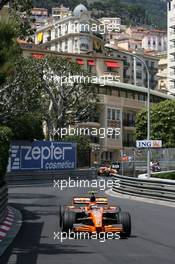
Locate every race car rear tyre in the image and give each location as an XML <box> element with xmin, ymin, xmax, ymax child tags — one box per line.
<box><xmin>62</xmin><ymin>210</ymin><xmax>76</xmax><ymax>232</ymax></box>
<box><xmin>118</xmin><ymin>212</ymin><xmax>131</xmax><ymax>237</ymax></box>
<box><xmin>59</xmin><ymin>206</ymin><xmax>65</xmax><ymax>227</ymax></box>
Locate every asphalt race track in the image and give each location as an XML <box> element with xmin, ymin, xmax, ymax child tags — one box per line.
<box><xmin>1</xmin><ymin>176</ymin><xmax>175</xmax><ymax>264</ymax></box>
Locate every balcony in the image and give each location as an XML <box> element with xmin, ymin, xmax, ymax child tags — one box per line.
<box><xmin>170</xmin><ymin>17</ymin><xmax>175</xmax><ymax>29</ymax></box>
<box><xmin>169</xmin><ymin>32</ymin><xmax>175</xmax><ymax>41</ymax></box>
<box><xmin>170</xmin><ymin>46</ymin><xmax>175</xmax><ymax>55</ymax></box>
<box><xmin>107</xmin><ymin>120</ymin><xmax>121</xmax><ymax>128</ymax></box>
<box><xmin>123</xmin><ymin>120</ymin><xmax>135</xmax><ymax>127</ymax></box>
<box><xmin>170</xmin><ymin>60</ymin><xmax>175</xmax><ymax>69</ymax></box>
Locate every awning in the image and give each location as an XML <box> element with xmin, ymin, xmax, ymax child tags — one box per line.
<box><xmin>88</xmin><ymin>60</ymin><xmax>95</xmax><ymax>66</ymax></box>
<box><xmin>76</xmin><ymin>58</ymin><xmax>84</xmax><ymax>65</ymax></box>
<box><xmin>105</xmin><ymin>61</ymin><xmax>120</xmax><ymax>68</ymax></box>
<box><xmin>32</xmin><ymin>53</ymin><xmax>45</xmax><ymax>59</ymax></box>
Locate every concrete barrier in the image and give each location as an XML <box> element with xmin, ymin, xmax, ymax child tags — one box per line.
<box><xmin>0</xmin><ymin>184</ymin><xmax>8</xmax><ymax>224</ymax></box>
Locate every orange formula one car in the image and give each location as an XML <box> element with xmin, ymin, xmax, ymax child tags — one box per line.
<box><xmin>97</xmin><ymin>162</ymin><xmax>120</xmax><ymax>176</ymax></box>
<box><xmin>59</xmin><ymin>193</ymin><xmax>131</xmax><ymax>238</ymax></box>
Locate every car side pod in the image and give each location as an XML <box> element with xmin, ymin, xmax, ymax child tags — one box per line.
<box><xmin>104</xmin><ymin>224</ymin><xmax>123</xmax><ymax>233</ymax></box>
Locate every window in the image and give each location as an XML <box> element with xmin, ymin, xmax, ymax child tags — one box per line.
<box><xmin>151</xmin><ymin>61</ymin><xmax>154</xmax><ymax>68</ymax></box>
<box><xmin>74</xmin><ymin>39</ymin><xmax>78</xmax><ymax>49</ymax></box>
<box><xmin>65</xmin><ymin>24</ymin><xmax>68</xmax><ymax>34</ymax></box>
<box><xmin>59</xmin><ymin>41</ymin><xmax>62</xmax><ymax>52</ymax></box>
<box><xmin>55</xmin><ymin>28</ymin><xmax>58</xmax><ymax>38</ymax></box>
<box><xmin>107</xmin><ymin>108</ymin><xmax>120</xmax><ymax>121</ymax></box>
<box><xmin>136</xmin><ymin>71</ymin><xmax>142</xmax><ymax>79</ymax></box>
<box><xmin>58</xmin><ymin>26</ymin><xmax>62</xmax><ymax>36</ymax></box>
<box><xmin>138</xmin><ymin>93</ymin><xmax>146</xmax><ymax>101</ymax></box>
<box><xmin>169</xmin><ymin>2</ymin><xmax>171</xmax><ymax>11</ymax></box>
<box><xmin>65</xmin><ymin>39</ymin><xmax>68</xmax><ymax>50</ymax></box>
<box><xmin>123</xmin><ymin>112</ymin><xmax>136</xmax><ymax>127</ymax></box>
<box><xmin>136</xmin><ymin>62</ymin><xmax>142</xmax><ymax>67</ymax></box>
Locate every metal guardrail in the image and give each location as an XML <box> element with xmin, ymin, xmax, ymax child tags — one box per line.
<box><xmin>0</xmin><ymin>184</ymin><xmax>8</xmax><ymax>224</ymax></box>
<box><xmin>112</xmin><ymin>174</ymin><xmax>175</xmax><ymax>202</ymax></box>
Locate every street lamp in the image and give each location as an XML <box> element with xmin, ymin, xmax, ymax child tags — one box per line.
<box><xmin>132</xmin><ymin>51</ymin><xmax>151</xmax><ymax>178</ymax></box>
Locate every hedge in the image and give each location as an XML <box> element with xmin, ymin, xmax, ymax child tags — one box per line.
<box><xmin>0</xmin><ymin>126</ymin><xmax>13</xmax><ymax>182</ymax></box>
<box><xmin>153</xmin><ymin>171</ymin><xmax>175</xmax><ymax>180</ymax></box>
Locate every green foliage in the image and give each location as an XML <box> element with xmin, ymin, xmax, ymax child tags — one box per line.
<box><xmin>153</xmin><ymin>171</ymin><xmax>175</xmax><ymax>180</ymax></box>
<box><xmin>0</xmin><ymin>56</ymin><xmax>99</xmax><ymax>140</ymax></box>
<box><xmin>62</xmin><ymin>135</ymin><xmax>91</xmax><ymax>167</ymax></box>
<box><xmin>136</xmin><ymin>100</ymin><xmax>175</xmax><ymax>148</ymax></box>
<box><xmin>121</xmin><ymin>0</ymin><xmax>166</xmax><ymax>28</ymax></box>
<box><xmin>0</xmin><ymin>126</ymin><xmax>13</xmax><ymax>181</ymax></box>
<box><xmin>33</xmin><ymin>0</ymin><xmax>166</xmax><ymax>28</ymax></box>
<box><xmin>9</xmin><ymin>0</ymin><xmax>35</xmax><ymax>40</ymax></box>
<box><xmin>0</xmin><ymin>18</ymin><xmax>21</xmax><ymax>85</ymax></box>
<box><xmin>3</xmin><ymin>113</ymin><xmax>44</xmax><ymax>141</ymax></box>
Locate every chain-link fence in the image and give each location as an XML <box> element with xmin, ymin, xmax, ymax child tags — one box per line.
<box><xmin>121</xmin><ymin>148</ymin><xmax>175</xmax><ymax>176</ymax></box>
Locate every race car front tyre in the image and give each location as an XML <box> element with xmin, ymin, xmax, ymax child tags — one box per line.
<box><xmin>62</xmin><ymin>210</ymin><xmax>76</xmax><ymax>232</ymax></box>
<box><xmin>118</xmin><ymin>212</ymin><xmax>131</xmax><ymax>237</ymax></box>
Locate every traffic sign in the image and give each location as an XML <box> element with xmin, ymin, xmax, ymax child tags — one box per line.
<box><xmin>136</xmin><ymin>140</ymin><xmax>162</xmax><ymax>149</ymax></box>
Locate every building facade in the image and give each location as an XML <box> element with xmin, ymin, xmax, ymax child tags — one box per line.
<box><xmin>31</xmin><ymin>8</ymin><xmax>48</xmax><ymax>29</ymax></box>
<box><xmin>108</xmin><ymin>27</ymin><xmax>167</xmax><ymax>53</ymax></box>
<box><xmin>105</xmin><ymin>45</ymin><xmax>159</xmax><ymax>90</ymax></box>
<box><xmin>51</xmin><ymin>5</ymin><xmax>72</xmax><ymax>20</ymax></box>
<box><xmin>157</xmin><ymin>52</ymin><xmax>168</xmax><ymax>93</ymax></box>
<box><xmin>167</xmin><ymin>0</ymin><xmax>175</xmax><ymax>94</ymax></box>
<box><xmin>21</xmin><ymin>46</ymin><xmax>174</xmax><ymax>164</ymax></box>
<box><xmin>35</xmin><ymin>4</ymin><xmax>105</xmax><ymax>55</ymax></box>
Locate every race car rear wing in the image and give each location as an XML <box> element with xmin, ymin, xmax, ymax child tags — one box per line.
<box><xmin>73</xmin><ymin>197</ymin><xmax>108</xmax><ymax>204</ymax></box>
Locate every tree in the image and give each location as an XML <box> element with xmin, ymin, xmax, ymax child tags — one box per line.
<box><xmin>62</xmin><ymin>135</ymin><xmax>91</xmax><ymax>167</ymax></box>
<box><xmin>0</xmin><ymin>18</ymin><xmax>20</xmax><ymax>85</ymax></box>
<box><xmin>9</xmin><ymin>0</ymin><xmax>35</xmax><ymax>40</ymax></box>
<box><xmin>0</xmin><ymin>56</ymin><xmax>99</xmax><ymax>140</ymax></box>
<box><xmin>0</xmin><ymin>126</ymin><xmax>13</xmax><ymax>182</ymax></box>
<box><xmin>4</xmin><ymin>113</ymin><xmax>44</xmax><ymax>140</ymax></box>
<box><xmin>136</xmin><ymin>100</ymin><xmax>175</xmax><ymax>148</ymax></box>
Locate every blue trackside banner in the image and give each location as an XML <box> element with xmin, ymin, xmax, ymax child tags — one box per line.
<box><xmin>8</xmin><ymin>141</ymin><xmax>77</xmax><ymax>171</ymax></box>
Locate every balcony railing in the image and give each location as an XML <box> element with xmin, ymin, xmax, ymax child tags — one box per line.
<box><xmin>123</xmin><ymin>120</ymin><xmax>135</xmax><ymax>127</ymax></box>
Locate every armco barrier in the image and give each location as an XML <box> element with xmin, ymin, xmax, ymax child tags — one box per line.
<box><xmin>6</xmin><ymin>169</ymin><xmax>97</xmax><ymax>184</ymax></box>
<box><xmin>0</xmin><ymin>184</ymin><xmax>8</xmax><ymax>224</ymax></box>
<box><xmin>112</xmin><ymin>174</ymin><xmax>175</xmax><ymax>202</ymax></box>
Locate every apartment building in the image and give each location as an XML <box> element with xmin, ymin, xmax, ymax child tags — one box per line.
<box><xmin>167</xmin><ymin>0</ymin><xmax>175</xmax><ymax>94</ymax></box>
<box><xmin>111</xmin><ymin>27</ymin><xmax>167</xmax><ymax>53</ymax></box>
<box><xmin>31</xmin><ymin>8</ymin><xmax>48</xmax><ymax>29</ymax></box>
<box><xmin>21</xmin><ymin>45</ymin><xmax>173</xmax><ymax>163</ymax></box>
<box><xmin>35</xmin><ymin>4</ymin><xmax>105</xmax><ymax>54</ymax></box>
<box><xmin>51</xmin><ymin>5</ymin><xmax>72</xmax><ymax>20</ymax></box>
<box><xmin>105</xmin><ymin>45</ymin><xmax>159</xmax><ymax>90</ymax></box>
<box><xmin>157</xmin><ymin>52</ymin><xmax>168</xmax><ymax>93</ymax></box>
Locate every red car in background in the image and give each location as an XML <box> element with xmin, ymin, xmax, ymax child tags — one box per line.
<box><xmin>97</xmin><ymin>162</ymin><xmax>120</xmax><ymax>176</ymax></box>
